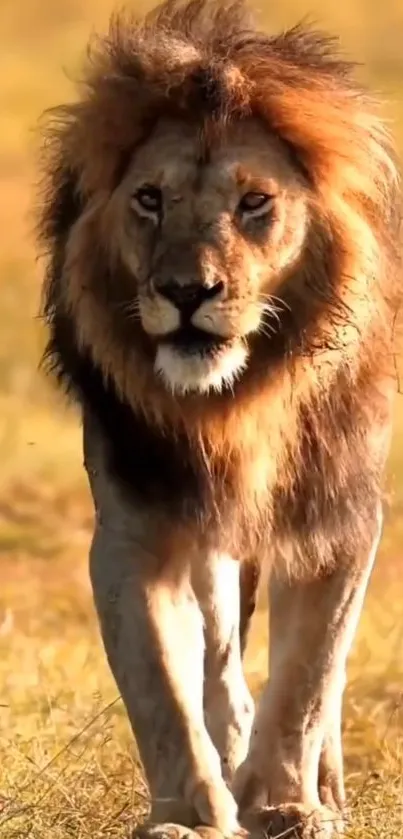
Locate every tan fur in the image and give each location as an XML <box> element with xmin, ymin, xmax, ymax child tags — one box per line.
<box><xmin>233</xmin><ymin>507</ymin><xmax>383</xmax><ymax>814</ymax></box>
<box><xmin>192</xmin><ymin>553</ymin><xmax>255</xmax><ymax>784</ymax></box>
<box><xmin>37</xmin><ymin>1</ymin><xmax>402</xmax><ymax>836</ymax></box>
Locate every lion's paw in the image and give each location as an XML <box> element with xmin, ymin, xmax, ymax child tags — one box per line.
<box><xmin>134</xmin><ymin>822</ymin><xmax>201</xmax><ymax>839</ymax></box>
<box><xmin>134</xmin><ymin>824</ymin><xmax>247</xmax><ymax>839</ymax></box>
<box><xmin>194</xmin><ymin>826</ymin><xmax>248</xmax><ymax>839</ymax></box>
<box><xmin>194</xmin><ymin>828</ymin><xmax>234</xmax><ymax>839</ymax></box>
<box><xmin>240</xmin><ymin>804</ymin><xmax>343</xmax><ymax>838</ymax></box>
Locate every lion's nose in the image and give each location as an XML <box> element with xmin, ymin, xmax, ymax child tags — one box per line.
<box><xmin>158</xmin><ymin>280</ymin><xmax>224</xmax><ymax>317</ymax></box>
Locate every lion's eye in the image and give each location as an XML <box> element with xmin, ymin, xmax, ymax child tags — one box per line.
<box><xmin>238</xmin><ymin>192</ymin><xmax>274</xmax><ymax>216</ymax></box>
<box><xmin>132</xmin><ymin>186</ymin><xmax>162</xmax><ymax>215</ymax></box>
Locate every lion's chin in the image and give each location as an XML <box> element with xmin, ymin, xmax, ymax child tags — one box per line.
<box><xmin>154</xmin><ymin>339</ymin><xmax>248</xmax><ymax>395</ymax></box>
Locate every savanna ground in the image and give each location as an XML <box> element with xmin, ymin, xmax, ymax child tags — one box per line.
<box><xmin>1</xmin><ymin>1</ymin><xmax>403</xmax><ymax>836</ymax></box>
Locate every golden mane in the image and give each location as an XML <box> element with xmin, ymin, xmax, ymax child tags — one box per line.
<box><xmin>39</xmin><ymin>0</ymin><xmax>399</xmax><ymax>224</ymax></box>
<box><xmin>37</xmin><ymin>0</ymin><xmax>402</xmax><ymax>561</ymax></box>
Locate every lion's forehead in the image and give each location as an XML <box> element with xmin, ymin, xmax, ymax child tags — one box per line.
<box><xmin>125</xmin><ymin>116</ymin><xmax>304</xmax><ymax>197</ymax></box>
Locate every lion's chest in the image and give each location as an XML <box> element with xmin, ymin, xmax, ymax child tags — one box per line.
<box><xmin>91</xmin><ymin>365</ymin><xmax>381</xmax><ymax>566</ymax></box>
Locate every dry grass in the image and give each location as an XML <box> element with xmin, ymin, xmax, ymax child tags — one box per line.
<box><xmin>1</xmin><ymin>0</ymin><xmax>403</xmax><ymax>837</ymax></box>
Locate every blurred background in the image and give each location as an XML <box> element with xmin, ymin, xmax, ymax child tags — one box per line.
<box><xmin>0</xmin><ymin>2</ymin><xmax>402</xmax><ymax>837</ymax></box>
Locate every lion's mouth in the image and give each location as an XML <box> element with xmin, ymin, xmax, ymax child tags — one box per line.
<box><xmin>154</xmin><ymin>327</ymin><xmax>248</xmax><ymax>394</ymax></box>
<box><xmin>160</xmin><ymin>325</ymin><xmax>227</xmax><ymax>357</ymax></box>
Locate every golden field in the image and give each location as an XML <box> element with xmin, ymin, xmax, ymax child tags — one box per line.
<box><xmin>0</xmin><ymin>1</ymin><xmax>403</xmax><ymax>836</ymax></box>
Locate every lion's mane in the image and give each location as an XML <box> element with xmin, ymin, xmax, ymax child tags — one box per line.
<box><xmin>37</xmin><ymin>0</ymin><xmax>401</xmax><ymax>567</ymax></box>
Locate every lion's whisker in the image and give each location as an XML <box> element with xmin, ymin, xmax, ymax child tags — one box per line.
<box><xmin>114</xmin><ymin>299</ymin><xmax>141</xmax><ymax>315</ymax></box>
<box><xmin>258</xmin><ymin>323</ymin><xmax>277</xmax><ymax>340</ymax></box>
<box><xmin>261</xmin><ymin>307</ymin><xmax>282</xmax><ymax>328</ymax></box>
<box><xmin>257</xmin><ymin>292</ymin><xmax>291</xmax><ymax>312</ymax></box>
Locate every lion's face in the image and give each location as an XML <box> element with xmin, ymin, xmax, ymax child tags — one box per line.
<box><xmin>109</xmin><ymin>117</ymin><xmax>308</xmax><ymax>394</ymax></box>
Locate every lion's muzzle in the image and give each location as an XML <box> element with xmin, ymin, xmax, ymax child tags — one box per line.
<box><xmin>138</xmin><ymin>278</ymin><xmax>257</xmax><ymax>394</ymax></box>
<box><xmin>157</xmin><ymin>278</ymin><xmax>225</xmax><ymax>319</ymax></box>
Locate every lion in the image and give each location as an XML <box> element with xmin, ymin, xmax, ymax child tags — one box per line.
<box><xmin>36</xmin><ymin>0</ymin><xmax>401</xmax><ymax>837</ymax></box>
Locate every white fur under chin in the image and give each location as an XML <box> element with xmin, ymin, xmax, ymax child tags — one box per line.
<box><xmin>155</xmin><ymin>341</ymin><xmax>248</xmax><ymax>394</ymax></box>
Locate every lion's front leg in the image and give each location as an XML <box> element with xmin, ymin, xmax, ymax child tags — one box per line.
<box><xmin>89</xmin><ymin>528</ymin><xmax>239</xmax><ymax>836</ymax></box>
<box><xmin>192</xmin><ymin>553</ymin><xmax>255</xmax><ymax>786</ymax></box>
<box><xmin>234</xmin><ymin>509</ymin><xmax>382</xmax><ymax>838</ymax></box>
<box><xmin>318</xmin><ymin>690</ymin><xmax>345</xmax><ymax>812</ymax></box>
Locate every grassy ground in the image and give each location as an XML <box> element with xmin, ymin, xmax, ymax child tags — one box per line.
<box><xmin>1</xmin><ymin>0</ymin><xmax>403</xmax><ymax>837</ymax></box>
